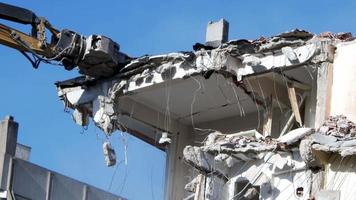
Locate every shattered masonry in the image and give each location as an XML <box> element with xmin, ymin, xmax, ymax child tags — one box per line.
<box><xmin>56</xmin><ymin>23</ymin><xmax>356</xmax><ymax>200</ymax></box>
<box><xmin>183</xmin><ymin>116</ymin><xmax>356</xmax><ymax>200</ymax></box>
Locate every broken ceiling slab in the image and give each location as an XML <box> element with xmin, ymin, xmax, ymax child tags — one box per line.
<box><xmin>55</xmin><ymin>29</ymin><xmax>339</xmax><ymax>141</ymax></box>
<box><xmin>182</xmin><ymin>127</ymin><xmax>311</xmax><ymax>186</ymax></box>
<box><xmin>278</xmin><ymin>128</ymin><xmax>313</xmax><ymax>145</ymax></box>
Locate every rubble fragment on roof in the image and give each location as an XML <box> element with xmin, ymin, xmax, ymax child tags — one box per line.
<box><xmin>310</xmin><ymin>115</ymin><xmax>356</xmax><ymax>156</ymax></box>
<box><xmin>319</xmin><ymin>32</ymin><xmax>354</xmax><ymax>41</ymax></box>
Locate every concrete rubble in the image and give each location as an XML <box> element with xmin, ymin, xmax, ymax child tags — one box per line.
<box><xmin>183</xmin><ymin>128</ymin><xmax>313</xmax><ymax>200</ymax></box>
<box><xmin>310</xmin><ymin>115</ymin><xmax>356</xmax><ymax>157</ymax></box>
<box><xmin>103</xmin><ymin>141</ymin><xmax>116</xmax><ymax>167</ymax></box>
<box><xmin>183</xmin><ymin>128</ymin><xmax>309</xmax><ymax>173</ymax></box>
<box><xmin>182</xmin><ymin>116</ymin><xmax>356</xmax><ymax>199</ymax></box>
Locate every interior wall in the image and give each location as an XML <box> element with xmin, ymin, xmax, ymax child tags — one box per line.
<box><xmin>194</xmin><ymin>107</ymin><xmax>292</xmax><ymax>141</ymax></box>
<box><xmin>195</xmin><ymin>111</ymin><xmax>262</xmax><ymax>140</ymax></box>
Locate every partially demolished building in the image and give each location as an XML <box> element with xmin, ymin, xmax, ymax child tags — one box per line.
<box><xmin>55</xmin><ymin>19</ymin><xmax>356</xmax><ymax>200</ymax></box>
<box><xmin>0</xmin><ymin>116</ymin><xmax>125</xmax><ymax>200</ymax></box>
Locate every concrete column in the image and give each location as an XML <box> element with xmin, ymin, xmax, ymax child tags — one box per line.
<box><xmin>0</xmin><ymin>116</ymin><xmax>18</xmax><ymax>191</ymax></box>
<box><xmin>0</xmin><ymin>116</ymin><xmax>18</xmax><ymax>156</ymax></box>
<box><xmin>205</xmin><ymin>19</ymin><xmax>229</xmax><ymax>48</ymax></box>
<box><xmin>45</xmin><ymin>172</ymin><xmax>52</xmax><ymax>200</ymax></box>
<box><xmin>315</xmin><ymin>62</ymin><xmax>333</xmax><ymax>127</ymax></box>
<box><xmin>82</xmin><ymin>185</ymin><xmax>88</xmax><ymax>200</ymax></box>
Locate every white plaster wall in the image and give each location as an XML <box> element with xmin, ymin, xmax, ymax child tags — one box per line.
<box><xmin>270</xmin><ymin>170</ymin><xmax>308</xmax><ymax>200</ymax></box>
<box><xmin>325</xmin><ymin>155</ymin><xmax>356</xmax><ymax>200</ymax></box>
<box><xmin>225</xmin><ymin>152</ymin><xmax>309</xmax><ymax>200</ymax></box>
<box><xmin>330</xmin><ymin>41</ymin><xmax>356</xmax><ymax>122</ymax></box>
<box><xmin>195</xmin><ymin>111</ymin><xmax>262</xmax><ymax>141</ymax></box>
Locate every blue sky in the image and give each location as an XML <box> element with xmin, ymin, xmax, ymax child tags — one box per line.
<box><xmin>0</xmin><ymin>1</ymin><xmax>355</xmax><ymax>199</ymax></box>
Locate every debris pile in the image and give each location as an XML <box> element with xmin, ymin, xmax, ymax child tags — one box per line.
<box><xmin>183</xmin><ymin>130</ymin><xmax>274</xmax><ymax>175</ymax></box>
<box><xmin>318</xmin><ymin>115</ymin><xmax>356</xmax><ymax>138</ymax></box>
<box><xmin>183</xmin><ymin>128</ymin><xmax>314</xmax><ymax>200</ymax></box>
<box><xmin>183</xmin><ymin>128</ymin><xmax>313</xmax><ymax>176</ymax></box>
<box><xmin>204</xmin><ymin>130</ymin><xmax>274</xmax><ymax>147</ymax></box>
<box><xmin>311</xmin><ymin>115</ymin><xmax>356</xmax><ymax>157</ymax></box>
<box><xmin>319</xmin><ymin>32</ymin><xmax>354</xmax><ymax>41</ymax></box>
<box><xmin>198</xmin><ymin>130</ymin><xmax>278</xmax><ymax>156</ymax></box>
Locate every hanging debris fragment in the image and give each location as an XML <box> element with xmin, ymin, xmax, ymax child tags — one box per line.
<box><xmin>103</xmin><ymin>141</ymin><xmax>116</xmax><ymax>167</ymax></box>
<box><xmin>158</xmin><ymin>132</ymin><xmax>171</xmax><ymax>145</ymax></box>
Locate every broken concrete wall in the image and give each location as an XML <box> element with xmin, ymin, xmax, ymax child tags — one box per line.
<box><xmin>227</xmin><ymin>152</ymin><xmax>310</xmax><ymax>200</ymax></box>
<box><xmin>323</xmin><ymin>154</ymin><xmax>356</xmax><ymax>200</ymax></box>
<box><xmin>182</xmin><ymin>128</ymin><xmax>315</xmax><ymax>200</ymax></box>
<box><xmin>302</xmin><ymin>115</ymin><xmax>356</xmax><ymax>199</ymax></box>
<box><xmin>184</xmin><ymin>149</ymin><xmax>310</xmax><ymax>200</ymax></box>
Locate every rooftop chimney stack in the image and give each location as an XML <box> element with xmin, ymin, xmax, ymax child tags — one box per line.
<box><xmin>205</xmin><ymin>19</ymin><xmax>229</xmax><ymax>48</ymax></box>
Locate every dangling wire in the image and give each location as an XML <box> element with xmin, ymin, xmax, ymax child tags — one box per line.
<box><xmin>20</xmin><ymin>51</ymin><xmax>42</xmax><ymax>69</ymax></box>
<box><xmin>10</xmin><ymin>31</ymin><xmax>73</xmax><ymax>69</ymax></box>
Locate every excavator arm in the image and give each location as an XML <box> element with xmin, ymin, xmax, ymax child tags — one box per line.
<box><xmin>0</xmin><ymin>23</ymin><xmax>53</xmax><ymax>57</ymax></box>
<box><xmin>0</xmin><ymin>2</ymin><xmax>130</xmax><ymax>77</ymax></box>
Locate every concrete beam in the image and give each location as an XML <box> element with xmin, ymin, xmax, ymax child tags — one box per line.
<box><xmin>263</xmin><ymin>97</ymin><xmax>273</xmax><ymax>136</ymax></box>
<box><xmin>315</xmin><ymin>62</ymin><xmax>333</xmax><ymax>127</ymax></box>
<box><xmin>287</xmin><ymin>83</ymin><xmax>303</xmax><ymax>127</ymax></box>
